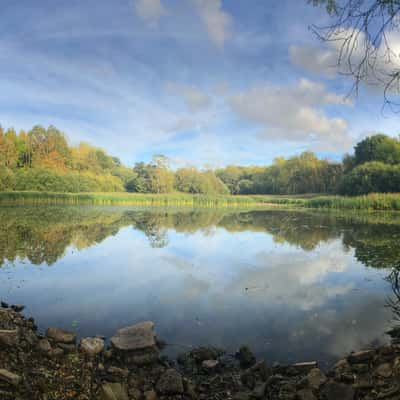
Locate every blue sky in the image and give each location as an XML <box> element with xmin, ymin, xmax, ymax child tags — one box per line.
<box><xmin>0</xmin><ymin>0</ymin><xmax>399</xmax><ymax>167</ymax></box>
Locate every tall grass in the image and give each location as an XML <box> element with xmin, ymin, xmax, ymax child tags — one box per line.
<box><xmin>0</xmin><ymin>191</ymin><xmax>269</xmax><ymax>208</ymax></box>
<box><xmin>305</xmin><ymin>193</ymin><xmax>400</xmax><ymax>211</ymax></box>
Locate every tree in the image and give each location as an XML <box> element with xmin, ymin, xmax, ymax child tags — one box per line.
<box><xmin>310</xmin><ymin>0</ymin><xmax>400</xmax><ymax>107</ymax></box>
<box><xmin>354</xmin><ymin>134</ymin><xmax>400</xmax><ymax>166</ymax></box>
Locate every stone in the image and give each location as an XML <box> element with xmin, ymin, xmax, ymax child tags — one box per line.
<box><xmin>111</xmin><ymin>321</ymin><xmax>156</xmax><ymax>351</ymax></box>
<box><xmin>297</xmin><ymin>389</ymin><xmax>317</xmax><ymax>400</ymax></box>
<box><xmin>190</xmin><ymin>347</ymin><xmax>224</xmax><ymax>363</ymax></box>
<box><xmin>46</xmin><ymin>327</ymin><xmax>76</xmax><ymax>344</ymax></box>
<box><xmin>156</xmin><ymin>369</ymin><xmax>184</xmax><ymax>395</ymax></box>
<box><xmin>290</xmin><ymin>362</ymin><xmax>318</xmax><ymax>374</ymax></box>
<box><xmin>37</xmin><ymin>338</ymin><xmax>52</xmax><ymax>353</ymax></box>
<box><xmin>11</xmin><ymin>304</ymin><xmax>25</xmax><ymax>312</ymax></box>
<box><xmin>144</xmin><ymin>389</ymin><xmax>157</xmax><ymax>400</ymax></box>
<box><xmin>306</xmin><ymin>368</ymin><xmax>327</xmax><ymax>390</ymax></box>
<box><xmin>202</xmin><ymin>359</ymin><xmax>219</xmax><ymax>370</ymax></box>
<box><xmin>107</xmin><ymin>366</ymin><xmax>129</xmax><ymax>378</ymax></box>
<box><xmin>236</xmin><ymin>345</ymin><xmax>256</xmax><ymax>368</ymax></box>
<box><xmin>125</xmin><ymin>347</ymin><xmax>159</xmax><ymax>366</ymax></box>
<box><xmin>0</xmin><ymin>329</ymin><xmax>19</xmax><ymax>347</ymax></box>
<box><xmin>233</xmin><ymin>393</ymin><xmax>250</xmax><ymax>400</ymax></box>
<box><xmin>375</xmin><ymin>363</ymin><xmax>392</xmax><ymax>378</ymax></box>
<box><xmin>323</xmin><ymin>381</ymin><xmax>355</xmax><ymax>400</ymax></box>
<box><xmin>48</xmin><ymin>347</ymin><xmax>64</xmax><ymax>358</ymax></box>
<box><xmin>81</xmin><ymin>337</ymin><xmax>104</xmax><ymax>357</ymax></box>
<box><xmin>58</xmin><ymin>343</ymin><xmax>76</xmax><ymax>353</ymax></box>
<box><xmin>0</xmin><ymin>369</ymin><xmax>22</xmax><ymax>386</ymax></box>
<box><xmin>347</xmin><ymin>350</ymin><xmax>375</xmax><ymax>364</ymax></box>
<box><xmin>252</xmin><ymin>382</ymin><xmax>267</xmax><ymax>399</ymax></box>
<box><xmin>98</xmin><ymin>383</ymin><xmax>129</xmax><ymax>400</ymax></box>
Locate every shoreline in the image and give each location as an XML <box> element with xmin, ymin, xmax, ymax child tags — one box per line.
<box><xmin>1</xmin><ymin>304</ymin><xmax>400</xmax><ymax>399</ymax></box>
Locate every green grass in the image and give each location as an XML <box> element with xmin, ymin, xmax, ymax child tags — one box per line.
<box><xmin>3</xmin><ymin>191</ymin><xmax>400</xmax><ymax>211</ymax></box>
<box><xmin>305</xmin><ymin>193</ymin><xmax>400</xmax><ymax>211</ymax></box>
<box><xmin>0</xmin><ymin>191</ymin><xmax>272</xmax><ymax>208</ymax></box>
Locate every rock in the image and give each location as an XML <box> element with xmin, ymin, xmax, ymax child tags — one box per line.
<box><xmin>289</xmin><ymin>361</ymin><xmax>318</xmax><ymax>374</ymax></box>
<box><xmin>48</xmin><ymin>347</ymin><xmax>64</xmax><ymax>358</ymax></box>
<box><xmin>11</xmin><ymin>304</ymin><xmax>25</xmax><ymax>312</ymax></box>
<box><xmin>144</xmin><ymin>389</ymin><xmax>157</xmax><ymax>400</ymax></box>
<box><xmin>252</xmin><ymin>382</ymin><xmax>267</xmax><ymax>399</ymax></box>
<box><xmin>375</xmin><ymin>363</ymin><xmax>392</xmax><ymax>378</ymax></box>
<box><xmin>129</xmin><ymin>387</ymin><xmax>142</xmax><ymax>400</ymax></box>
<box><xmin>323</xmin><ymin>381</ymin><xmax>355</xmax><ymax>400</ymax></box>
<box><xmin>202</xmin><ymin>359</ymin><xmax>219</xmax><ymax>371</ymax></box>
<box><xmin>296</xmin><ymin>389</ymin><xmax>317</xmax><ymax>400</ymax></box>
<box><xmin>125</xmin><ymin>347</ymin><xmax>160</xmax><ymax>366</ymax></box>
<box><xmin>46</xmin><ymin>327</ymin><xmax>76</xmax><ymax>344</ymax></box>
<box><xmin>236</xmin><ymin>345</ymin><xmax>256</xmax><ymax>368</ymax></box>
<box><xmin>57</xmin><ymin>343</ymin><xmax>76</xmax><ymax>353</ymax></box>
<box><xmin>0</xmin><ymin>301</ymin><xmax>8</xmax><ymax>308</ymax></box>
<box><xmin>0</xmin><ymin>369</ymin><xmax>22</xmax><ymax>386</ymax></box>
<box><xmin>111</xmin><ymin>321</ymin><xmax>156</xmax><ymax>351</ymax></box>
<box><xmin>107</xmin><ymin>366</ymin><xmax>129</xmax><ymax>378</ymax></box>
<box><xmin>233</xmin><ymin>393</ymin><xmax>250</xmax><ymax>400</ymax></box>
<box><xmin>81</xmin><ymin>337</ymin><xmax>104</xmax><ymax>357</ymax></box>
<box><xmin>190</xmin><ymin>347</ymin><xmax>224</xmax><ymax>363</ymax></box>
<box><xmin>0</xmin><ymin>329</ymin><xmax>19</xmax><ymax>347</ymax></box>
<box><xmin>37</xmin><ymin>338</ymin><xmax>52</xmax><ymax>353</ymax></box>
<box><xmin>98</xmin><ymin>383</ymin><xmax>129</xmax><ymax>400</ymax></box>
<box><xmin>306</xmin><ymin>368</ymin><xmax>327</xmax><ymax>390</ymax></box>
<box><xmin>156</xmin><ymin>369</ymin><xmax>184</xmax><ymax>395</ymax></box>
<box><xmin>347</xmin><ymin>349</ymin><xmax>375</xmax><ymax>364</ymax></box>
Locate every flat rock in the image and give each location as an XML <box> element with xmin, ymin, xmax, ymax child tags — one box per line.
<box><xmin>156</xmin><ymin>369</ymin><xmax>184</xmax><ymax>395</ymax></box>
<box><xmin>46</xmin><ymin>327</ymin><xmax>76</xmax><ymax>344</ymax></box>
<box><xmin>290</xmin><ymin>361</ymin><xmax>317</xmax><ymax>374</ymax></box>
<box><xmin>81</xmin><ymin>337</ymin><xmax>104</xmax><ymax>357</ymax></box>
<box><xmin>98</xmin><ymin>382</ymin><xmax>129</xmax><ymax>400</ymax></box>
<box><xmin>111</xmin><ymin>321</ymin><xmax>156</xmax><ymax>351</ymax></box>
<box><xmin>347</xmin><ymin>349</ymin><xmax>375</xmax><ymax>364</ymax></box>
<box><xmin>0</xmin><ymin>369</ymin><xmax>22</xmax><ymax>386</ymax></box>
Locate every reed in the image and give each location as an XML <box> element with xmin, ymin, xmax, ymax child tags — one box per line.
<box><xmin>0</xmin><ymin>191</ymin><xmax>270</xmax><ymax>208</ymax></box>
<box><xmin>305</xmin><ymin>193</ymin><xmax>400</xmax><ymax>211</ymax></box>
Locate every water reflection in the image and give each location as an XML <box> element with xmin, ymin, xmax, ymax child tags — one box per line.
<box><xmin>1</xmin><ymin>205</ymin><xmax>400</xmax><ymax>366</ymax></box>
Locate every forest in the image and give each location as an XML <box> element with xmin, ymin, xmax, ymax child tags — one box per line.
<box><xmin>0</xmin><ymin>124</ymin><xmax>399</xmax><ymax>196</ymax></box>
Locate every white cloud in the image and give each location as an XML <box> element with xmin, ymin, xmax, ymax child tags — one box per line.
<box><xmin>192</xmin><ymin>0</ymin><xmax>232</xmax><ymax>46</ymax></box>
<box><xmin>229</xmin><ymin>78</ymin><xmax>352</xmax><ymax>151</ymax></box>
<box><xmin>134</xmin><ymin>0</ymin><xmax>167</xmax><ymax>27</ymax></box>
<box><xmin>166</xmin><ymin>83</ymin><xmax>212</xmax><ymax>112</ymax></box>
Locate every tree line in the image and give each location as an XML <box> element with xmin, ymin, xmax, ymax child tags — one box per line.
<box><xmin>0</xmin><ymin>124</ymin><xmax>399</xmax><ymax>195</ymax></box>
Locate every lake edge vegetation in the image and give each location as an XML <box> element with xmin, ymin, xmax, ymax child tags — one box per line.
<box><xmin>2</xmin><ymin>125</ymin><xmax>400</xmax><ymax>208</ymax></box>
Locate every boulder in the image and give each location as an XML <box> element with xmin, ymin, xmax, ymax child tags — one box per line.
<box><xmin>81</xmin><ymin>337</ymin><xmax>104</xmax><ymax>357</ymax></box>
<box><xmin>375</xmin><ymin>362</ymin><xmax>392</xmax><ymax>378</ymax></box>
<box><xmin>111</xmin><ymin>321</ymin><xmax>156</xmax><ymax>351</ymax></box>
<box><xmin>46</xmin><ymin>327</ymin><xmax>76</xmax><ymax>344</ymax></box>
<box><xmin>156</xmin><ymin>369</ymin><xmax>184</xmax><ymax>395</ymax></box>
<box><xmin>98</xmin><ymin>383</ymin><xmax>129</xmax><ymax>400</ymax></box>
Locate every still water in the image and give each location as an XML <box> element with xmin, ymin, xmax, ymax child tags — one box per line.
<box><xmin>1</xmin><ymin>205</ymin><xmax>400</xmax><ymax>368</ymax></box>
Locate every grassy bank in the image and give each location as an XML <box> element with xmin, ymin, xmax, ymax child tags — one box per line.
<box><xmin>2</xmin><ymin>191</ymin><xmax>400</xmax><ymax>211</ymax></box>
<box><xmin>305</xmin><ymin>193</ymin><xmax>400</xmax><ymax>211</ymax></box>
<box><xmin>0</xmin><ymin>191</ymin><xmax>275</xmax><ymax>208</ymax></box>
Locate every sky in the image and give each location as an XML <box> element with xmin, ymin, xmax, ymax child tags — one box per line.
<box><xmin>1</xmin><ymin>0</ymin><xmax>399</xmax><ymax>167</ymax></box>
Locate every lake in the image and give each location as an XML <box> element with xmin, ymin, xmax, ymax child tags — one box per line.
<box><xmin>1</xmin><ymin>205</ymin><xmax>399</xmax><ymax>369</ymax></box>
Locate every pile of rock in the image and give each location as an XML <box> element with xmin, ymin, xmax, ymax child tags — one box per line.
<box><xmin>2</xmin><ymin>302</ymin><xmax>400</xmax><ymax>399</ymax></box>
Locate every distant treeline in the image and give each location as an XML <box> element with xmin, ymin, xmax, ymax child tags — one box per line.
<box><xmin>0</xmin><ymin>124</ymin><xmax>399</xmax><ymax>195</ymax></box>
